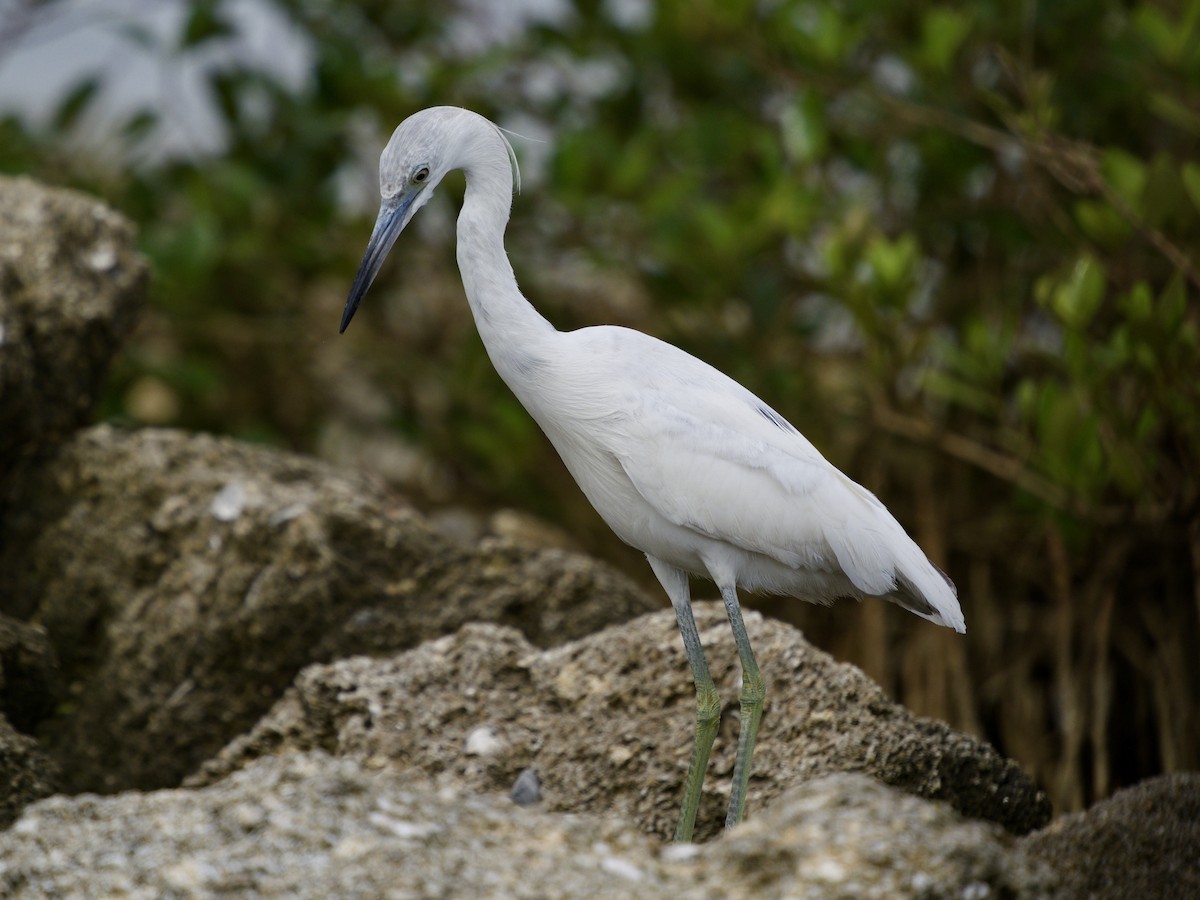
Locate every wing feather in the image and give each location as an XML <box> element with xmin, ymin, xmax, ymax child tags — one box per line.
<box><xmin>551</xmin><ymin>327</ymin><xmax>965</xmax><ymax>632</ymax></box>
<box><xmin>605</xmin><ymin>354</ymin><xmax>963</xmax><ymax>630</ymax></box>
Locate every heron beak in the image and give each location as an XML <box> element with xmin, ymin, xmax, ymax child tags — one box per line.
<box><xmin>339</xmin><ymin>191</ymin><xmax>419</xmax><ymax>334</ymax></box>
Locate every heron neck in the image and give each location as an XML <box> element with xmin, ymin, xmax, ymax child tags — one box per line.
<box><xmin>456</xmin><ymin>163</ymin><xmax>554</xmax><ymax>361</ymax></box>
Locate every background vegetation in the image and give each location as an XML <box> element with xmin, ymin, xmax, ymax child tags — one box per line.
<box><xmin>2</xmin><ymin>0</ymin><xmax>1197</xmax><ymax>814</ymax></box>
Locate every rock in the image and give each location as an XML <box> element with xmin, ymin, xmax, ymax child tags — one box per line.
<box><xmin>0</xmin><ymin>752</ymin><xmax>665</xmax><ymax>898</ymax></box>
<box><xmin>0</xmin><ymin>715</ymin><xmax>59</xmax><ymax>830</ymax></box>
<box><xmin>687</xmin><ymin>773</ymin><xmax>1060</xmax><ymax>897</ymax></box>
<box><xmin>1021</xmin><ymin>773</ymin><xmax>1200</xmax><ymax>899</ymax></box>
<box><xmin>0</xmin><ymin>613</ymin><xmax>59</xmax><ymax>735</ymax></box>
<box><xmin>0</xmin><ymin>425</ymin><xmax>656</xmax><ymax>794</ymax></box>
<box><xmin>0</xmin><ymin>751</ymin><xmax>1055</xmax><ymax>898</ymax></box>
<box><xmin>0</xmin><ymin>176</ymin><xmax>145</xmax><ymax>482</ymax></box>
<box><xmin>193</xmin><ymin>608</ymin><xmax>1050</xmax><ymax>840</ymax></box>
<box><xmin>0</xmin><ymin>614</ymin><xmax>60</xmax><ymax>828</ymax></box>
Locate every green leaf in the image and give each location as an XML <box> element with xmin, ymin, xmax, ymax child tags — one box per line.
<box><xmin>1120</xmin><ymin>282</ymin><xmax>1154</xmax><ymax>321</ymax></box>
<box><xmin>1135</xmin><ymin>407</ymin><xmax>1160</xmax><ymax>441</ymax></box>
<box><xmin>819</xmin><ymin>230</ymin><xmax>850</xmax><ymax>280</ymax></box>
<box><xmin>1102</xmin><ymin>324</ymin><xmax>1131</xmax><ymax>367</ymax></box>
<box><xmin>122</xmin><ymin>110</ymin><xmax>158</xmax><ymax>143</ymax></box>
<box><xmin>52</xmin><ymin>78</ymin><xmax>99</xmax><ymax>132</ymax></box>
<box><xmin>1141</xmin><ymin>153</ymin><xmax>1184</xmax><ymax>228</ymax></box>
<box><xmin>1182</xmin><ymin>163</ymin><xmax>1200</xmax><ymax>214</ymax></box>
<box><xmin>1150</xmin><ymin>92</ymin><xmax>1200</xmax><ymax>137</ymax></box>
<box><xmin>1050</xmin><ymin>256</ymin><xmax>1107</xmax><ymax>327</ymax></box>
<box><xmin>1159</xmin><ymin>274</ymin><xmax>1188</xmax><ymax>327</ymax></box>
<box><xmin>780</xmin><ymin>92</ymin><xmax>827</xmax><ymax>165</ymax></box>
<box><xmin>182</xmin><ymin>0</ymin><xmax>234</xmax><ymax>48</ymax></box>
<box><xmin>1133</xmin><ymin>6</ymin><xmax>1177</xmax><ymax>62</ymax></box>
<box><xmin>1100</xmin><ymin>149</ymin><xmax>1146</xmax><ymax>213</ymax></box>
<box><xmin>1037</xmin><ymin>389</ymin><xmax>1103</xmax><ymax>495</ymax></box>
<box><xmin>922</xmin><ymin>370</ymin><xmax>996</xmax><ymax>414</ymax></box>
<box><xmin>920</xmin><ymin>8</ymin><xmax>971</xmax><ymax>73</ymax></box>
<box><xmin>866</xmin><ymin>233</ymin><xmax>918</xmax><ymax>291</ymax></box>
<box><xmin>762</xmin><ymin>177</ymin><xmax>817</xmax><ymax>233</ymax></box>
<box><xmin>209</xmin><ymin>71</ymin><xmax>242</xmax><ymax>128</ymax></box>
<box><xmin>1014</xmin><ymin>378</ymin><xmax>1039</xmax><ymax>419</ymax></box>
<box><xmin>1073</xmin><ymin>199</ymin><xmax>1130</xmax><ymax>246</ymax></box>
<box><xmin>790</xmin><ymin>5</ymin><xmax>857</xmax><ymax>64</ymax></box>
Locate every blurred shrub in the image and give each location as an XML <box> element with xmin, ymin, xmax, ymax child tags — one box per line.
<box><xmin>2</xmin><ymin>0</ymin><xmax>1198</xmax><ymax>812</ymax></box>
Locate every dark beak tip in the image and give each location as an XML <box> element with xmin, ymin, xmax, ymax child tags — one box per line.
<box><xmin>340</xmin><ymin>193</ymin><xmax>411</xmax><ymax>335</ymax></box>
<box><xmin>339</xmin><ymin>288</ymin><xmax>365</xmax><ymax>334</ymax></box>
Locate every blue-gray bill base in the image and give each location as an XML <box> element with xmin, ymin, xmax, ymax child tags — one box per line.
<box><xmin>340</xmin><ymin>107</ymin><xmax>966</xmax><ymax>842</ymax></box>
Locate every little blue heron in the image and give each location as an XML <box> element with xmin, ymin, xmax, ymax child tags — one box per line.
<box><xmin>340</xmin><ymin>107</ymin><xmax>966</xmax><ymax>842</ymax></box>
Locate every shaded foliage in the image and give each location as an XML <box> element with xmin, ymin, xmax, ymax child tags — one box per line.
<box><xmin>2</xmin><ymin>0</ymin><xmax>1198</xmax><ymax>812</ymax></box>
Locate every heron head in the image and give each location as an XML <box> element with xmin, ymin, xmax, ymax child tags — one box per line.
<box><xmin>339</xmin><ymin>107</ymin><xmax>517</xmax><ymax>333</ymax></box>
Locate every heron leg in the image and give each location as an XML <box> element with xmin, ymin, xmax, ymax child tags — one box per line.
<box><xmin>719</xmin><ymin>583</ymin><xmax>765</xmax><ymax>829</ymax></box>
<box><xmin>648</xmin><ymin>558</ymin><xmax>721</xmax><ymax>843</ymax></box>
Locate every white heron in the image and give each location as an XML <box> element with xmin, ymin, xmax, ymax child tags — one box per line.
<box><xmin>340</xmin><ymin>106</ymin><xmax>965</xmax><ymax>843</ymax></box>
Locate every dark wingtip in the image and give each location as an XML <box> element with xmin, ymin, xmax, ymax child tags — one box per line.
<box><xmin>931</xmin><ymin>562</ymin><xmax>958</xmax><ymax>596</ymax></box>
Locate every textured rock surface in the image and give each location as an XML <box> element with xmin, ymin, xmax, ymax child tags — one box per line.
<box><xmin>689</xmin><ymin>772</ymin><xmax>1059</xmax><ymax>898</ymax></box>
<box><xmin>0</xmin><ymin>613</ymin><xmax>58</xmax><ymax>735</ymax></box>
<box><xmin>1021</xmin><ymin>773</ymin><xmax>1200</xmax><ymax>899</ymax></box>
<box><xmin>0</xmin><ymin>751</ymin><xmax>1057</xmax><ymax>899</ymax></box>
<box><xmin>0</xmin><ymin>425</ymin><xmax>656</xmax><ymax>794</ymax></box>
<box><xmin>0</xmin><ymin>715</ymin><xmax>58</xmax><ymax>829</ymax></box>
<box><xmin>0</xmin><ymin>175</ymin><xmax>145</xmax><ymax>481</ymax></box>
<box><xmin>0</xmin><ymin>615</ymin><xmax>60</xmax><ymax>827</ymax></box>
<box><xmin>194</xmin><ymin>610</ymin><xmax>1050</xmax><ymax>840</ymax></box>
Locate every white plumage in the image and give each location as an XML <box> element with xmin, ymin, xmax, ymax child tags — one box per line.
<box><xmin>341</xmin><ymin>106</ymin><xmax>965</xmax><ymax>841</ymax></box>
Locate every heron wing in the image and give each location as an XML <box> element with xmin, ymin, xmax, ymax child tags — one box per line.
<box><xmin>590</xmin><ymin>333</ymin><xmax>962</xmax><ymax>630</ymax></box>
<box><xmin>615</xmin><ymin>379</ymin><xmax>882</xmax><ymax>577</ymax></box>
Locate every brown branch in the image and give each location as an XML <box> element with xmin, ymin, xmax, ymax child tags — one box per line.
<box><xmin>1090</xmin><ymin>586</ymin><xmax>1116</xmax><ymax>800</ymax></box>
<box><xmin>871</xmin><ymin>401</ymin><xmax>1073</xmax><ymax>509</ymax></box>
<box><xmin>874</xmin><ymin>90</ymin><xmax>1200</xmax><ymax>292</ymax></box>
<box><xmin>870</xmin><ymin>400</ymin><xmax>1176</xmax><ymax>525</ymax></box>
<box><xmin>1191</xmin><ymin>516</ymin><xmax>1200</xmax><ymax>646</ymax></box>
<box><xmin>1047</xmin><ymin>524</ymin><xmax>1085</xmax><ymax>810</ymax></box>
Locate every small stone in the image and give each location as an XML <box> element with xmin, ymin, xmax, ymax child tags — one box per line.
<box><xmin>599</xmin><ymin>856</ymin><xmax>643</xmax><ymax>882</ymax></box>
<box><xmin>510</xmin><ymin>768</ymin><xmax>541</xmax><ymax>806</ymax></box>
<box><xmin>84</xmin><ymin>240</ymin><xmax>119</xmax><ymax>272</ymax></box>
<box><xmin>463</xmin><ymin>725</ymin><xmax>506</xmax><ymax>757</ymax></box>
<box><xmin>607</xmin><ymin>744</ymin><xmax>635</xmax><ymax>766</ymax></box>
<box><xmin>660</xmin><ymin>843</ymin><xmax>701</xmax><ymax>863</ymax></box>
<box><xmin>367</xmin><ymin>811</ymin><xmax>440</xmax><ymax>840</ymax></box>
<box><xmin>210</xmin><ymin>482</ymin><xmax>247</xmax><ymax>522</ymax></box>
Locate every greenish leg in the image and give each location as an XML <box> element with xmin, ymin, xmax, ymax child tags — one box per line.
<box><xmin>671</xmin><ymin>598</ymin><xmax>722</xmax><ymax>842</ymax></box>
<box><xmin>648</xmin><ymin>558</ymin><xmax>721</xmax><ymax>843</ymax></box>
<box><xmin>720</xmin><ymin>583</ymin><xmax>765</xmax><ymax>829</ymax></box>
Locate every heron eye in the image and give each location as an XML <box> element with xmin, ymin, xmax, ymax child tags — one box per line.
<box><xmin>413</xmin><ymin>166</ymin><xmax>430</xmax><ymax>184</ymax></box>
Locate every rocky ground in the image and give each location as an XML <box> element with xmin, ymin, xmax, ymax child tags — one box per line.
<box><xmin>1</xmin><ymin>176</ymin><xmax>1196</xmax><ymax>897</ymax></box>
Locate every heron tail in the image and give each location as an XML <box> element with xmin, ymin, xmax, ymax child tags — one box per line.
<box><xmin>888</xmin><ymin>558</ymin><xmax>965</xmax><ymax>633</ymax></box>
